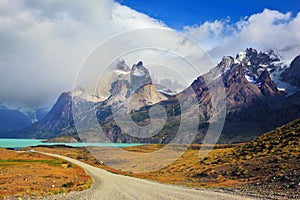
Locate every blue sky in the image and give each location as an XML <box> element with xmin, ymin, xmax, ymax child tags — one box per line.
<box><xmin>117</xmin><ymin>0</ymin><xmax>300</xmax><ymax>29</ymax></box>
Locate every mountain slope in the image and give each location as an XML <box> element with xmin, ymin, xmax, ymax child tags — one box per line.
<box><xmin>281</xmin><ymin>55</ymin><xmax>300</xmax><ymax>89</ymax></box>
<box><xmin>5</xmin><ymin>92</ymin><xmax>77</xmax><ymax>139</ymax></box>
<box><xmin>231</xmin><ymin>118</ymin><xmax>300</xmax><ymax>198</ymax></box>
<box><xmin>234</xmin><ymin>118</ymin><xmax>300</xmax><ymax>158</ymax></box>
<box><xmin>9</xmin><ymin>49</ymin><xmax>300</xmax><ymax>143</ymax></box>
<box><xmin>0</xmin><ymin>108</ymin><xmax>31</xmax><ymax>135</ymax></box>
<box><xmin>183</xmin><ymin>118</ymin><xmax>300</xmax><ymax>198</ymax></box>
<box><xmin>176</xmin><ymin>49</ymin><xmax>299</xmax><ymax>142</ymax></box>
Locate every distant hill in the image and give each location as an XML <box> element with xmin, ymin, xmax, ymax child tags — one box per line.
<box><xmin>0</xmin><ymin>108</ymin><xmax>31</xmax><ymax>134</ymax></box>
<box><xmin>5</xmin><ymin>92</ymin><xmax>77</xmax><ymax>139</ymax></box>
<box><xmin>0</xmin><ymin>104</ymin><xmax>49</xmax><ymax>136</ymax></box>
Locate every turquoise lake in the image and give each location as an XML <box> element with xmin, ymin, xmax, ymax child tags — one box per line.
<box><xmin>0</xmin><ymin>139</ymin><xmax>143</xmax><ymax>148</ymax></box>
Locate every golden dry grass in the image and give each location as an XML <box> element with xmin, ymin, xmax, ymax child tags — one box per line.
<box><xmin>0</xmin><ymin>148</ymin><xmax>92</xmax><ymax>198</ymax></box>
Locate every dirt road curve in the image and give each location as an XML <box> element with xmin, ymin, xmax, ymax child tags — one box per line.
<box><xmin>41</xmin><ymin>152</ymin><xmax>255</xmax><ymax>200</ymax></box>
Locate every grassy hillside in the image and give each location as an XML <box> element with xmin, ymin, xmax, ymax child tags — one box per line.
<box><xmin>234</xmin><ymin>118</ymin><xmax>299</xmax><ymax>158</ymax></box>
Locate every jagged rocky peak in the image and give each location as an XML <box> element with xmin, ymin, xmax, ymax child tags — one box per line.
<box><xmin>209</xmin><ymin>48</ymin><xmax>286</xmax><ymax>98</ymax></box>
<box><xmin>236</xmin><ymin>48</ymin><xmax>280</xmax><ymax>64</ymax></box>
<box><xmin>216</xmin><ymin>48</ymin><xmax>297</xmax><ymax>95</ymax></box>
<box><xmin>217</xmin><ymin>56</ymin><xmax>236</xmax><ymax>72</ymax></box>
<box><xmin>130</xmin><ymin>61</ymin><xmax>152</xmax><ymax>90</ymax></box>
<box><xmin>209</xmin><ymin>56</ymin><xmax>235</xmax><ymax>80</ymax></box>
<box><xmin>234</xmin><ymin>48</ymin><xmax>279</xmax><ymax>66</ymax></box>
<box><xmin>71</xmin><ymin>59</ymin><xmax>131</xmax><ymax>103</ymax></box>
<box><xmin>104</xmin><ymin>61</ymin><xmax>168</xmax><ymax>110</ymax></box>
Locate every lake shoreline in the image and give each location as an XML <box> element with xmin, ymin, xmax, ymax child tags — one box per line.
<box><xmin>0</xmin><ymin>138</ymin><xmax>144</xmax><ymax>149</ymax></box>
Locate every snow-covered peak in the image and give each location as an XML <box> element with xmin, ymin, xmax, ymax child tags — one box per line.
<box><xmin>237</xmin><ymin>51</ymin><xmax>247</xmax><ymax>62</ymax></box>
<box><xmin>131</xmin><ymin>61</ymin><xmax>149</xmax><ymax>77</ymax></box>
<box><xmin>214</xmin><ymin>48</ymin><xmax>298</xmax><ymax>96</ymax></box>
<box><xmin>217</xmin><ymin>56</ymin><xmax>236</xmax><ymax>72</ymax></box>
<box><xmin>245</xmin><ymin>74</ymin><xmax>256</xmax><ymax>84</ymax></box>
<box><xmin>267</xmin><ymin>50</ymin><xmax>281</xmax><ymax>61</ymax></box>
<box><xmin>130</xmin><ymin>61</ymin><xmax>152</xmax><ymax>90</ymax></box>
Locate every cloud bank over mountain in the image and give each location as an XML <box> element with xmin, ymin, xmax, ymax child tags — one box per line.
<box><xmin>183</xmin><ymin>9</ymin><xmax>300</xmax><ymax>62</ymax></box>
<box><xmin>0</xmin><ymin>0</ymin><xmax>165</xmax><ymax>108</ymax></box>
<box><xmin>0</xmin><ymin>0</ymin><xmax>299</xmax><ymax>109</ymax></box>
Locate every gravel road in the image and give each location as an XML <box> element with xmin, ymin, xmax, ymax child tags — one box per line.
<box><xmin>41</xmin><ymin>152</ymin><xmax>256</xmax><ymax>200</ymax></box>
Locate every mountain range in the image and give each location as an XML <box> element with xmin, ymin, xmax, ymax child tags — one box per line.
<box><xmin>0</xmin><ymin>105</ymin><xmax>48</xmax><ymax>134</ymax></box>
<box><xmin>3</xmin><ymin>48</ymin><xmax>300</xmax><ymax>143</ymax></box>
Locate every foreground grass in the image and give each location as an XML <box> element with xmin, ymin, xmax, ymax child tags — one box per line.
<box><xmin>0</xmin><ymin>148</ymin><xmax>92</xmax><ymax>198</ymax></box>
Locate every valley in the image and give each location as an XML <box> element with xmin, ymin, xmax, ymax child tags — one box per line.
<box><xmin>18</xmin><ymin>118</ymin><xmax>300</xmax><ymax>199</ymax></box>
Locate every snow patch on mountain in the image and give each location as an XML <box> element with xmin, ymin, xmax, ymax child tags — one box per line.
<box><xmin>72</xmin><ymin>87</ymin><xmax>109</xmax><ymax>103</ymax></box>
<box><xmin>114</xmin><ymin>69</ymin><xmax>130</xmax><ymax>75</ymax></box>
<box><xmin>237</xmin><ymin>52</ymin><xmax>246</xmax><ymax>62</ymax></box>
<box><xmin>245</xmin><ymin>75</ymin><xmax>256</xmax><ymax>83</ymax></box>
<box><xmin>132</xmin><ymin>67</ymin><xmax>146</xmax><ymax>77</ymax></box>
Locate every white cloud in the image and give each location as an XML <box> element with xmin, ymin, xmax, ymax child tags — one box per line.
<box><xmin>183</xmin><ymin>19</ymin><xmax>230</xmax><ymax>50</ymax></box>
<box><xmin>0</xmin><ymin>0</ymin><xmax>168</xmax><ymax>108</ymax></box>
<box><xmin>183</xmin><ymin>9</ymin><xmax>300</xmax><ymax>63</ymax></box>
<box><xmin>111</xmin><ymin>3</ymin><xmax>166</xmax><ymax>30</ymax></box>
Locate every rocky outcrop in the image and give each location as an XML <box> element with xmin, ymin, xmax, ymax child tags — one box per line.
<box><xmin>106</xmin><ymin>61</ymin><xmax>167</xmax><ymax>110</ymax></box>
<box><xmin>130</xmin><ymin>61</ymin><xmax>152</xmax><ymax>90</ymax></box>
